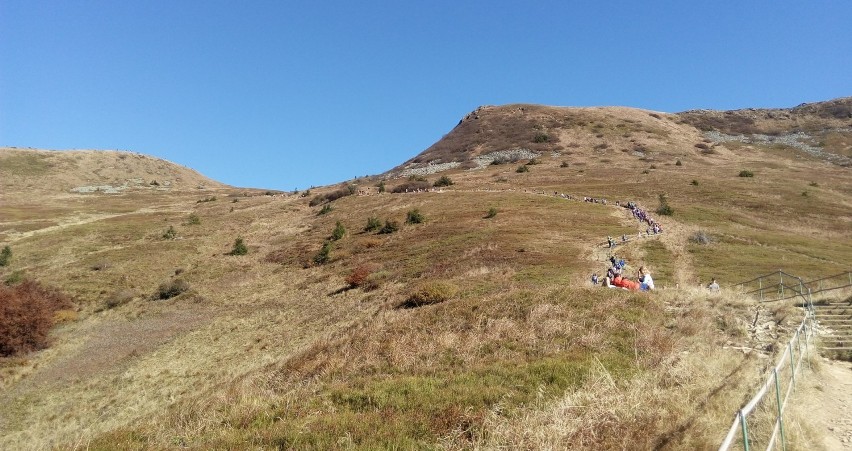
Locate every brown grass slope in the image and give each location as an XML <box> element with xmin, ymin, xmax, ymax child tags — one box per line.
<box><xmin>0</xmin><ymin>99</ymin><xmax>850</xmax><ymax>449</ymax></box>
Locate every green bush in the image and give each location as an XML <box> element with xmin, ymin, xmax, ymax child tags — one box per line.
<box><xmin>560</xmin><ymin>161</ymin><xmax>569</xmax><ymax>168</ymax></box>
<box><xmin>318</xmin><ymin>204</ymin><xmax>333</xmax><ymax>216</ymax></box>
<box><xmin>378</xmin><ymin>220</ymin><xmax>400</xmax><ymax>234</ymax></box>
<box><xmin>675</xmin><ymin>159</ymin><xmax>682</xmax><ymax>166</ymax></box>
<box><xmin>484</xmin><ymin>207</ymin><xmax>498</xmax><ymax>219</ymax></box>
<box><xmin>533</xmin><ymin>133</ymin><xmax>549</xmax><ymax>143</ymax></box>
<box><xmin>156</xmin><ymin>279</ymin><xmax>190</xmax><ymax>300</ymax></box>
<box><xmin>364</xmin><ymin>216</ymin><xmax>382</xmax><ymax>232</ymax></box>
<box><xmin>162</xmin><ymin>226</ymin><xmax>177</xmax><ymax>240</ymax></box>
<box><xmin>656</xmin><ymin>193</ymin><xmax>673</xmax><ymax>216</ymax></box>
<box><xmin>331</xmin><ymin>221</ymin><xmax>346</xmax><ymax>241</ymax></box>
<box><xmin>739</xmin><ymin>170</ymin><xmax>754</xmax><ymax>177</ymax></box>
<box><xmin>228</xmin><ymin>237</ymin><xmax>249</xmax><ymax>256</ymax></box>
<box><xmin>516</xmin><ymin>165</ymin><xmax>529</xmax><ymax>173</ymax></box>
<box><xmin>433</xmin><ymin>175</ymin><xmax>453</xmax><ymax>187</ymax></box>
<box><xmin>0</xmin><ymin>245</ymin><xmax>11</xmax><ymax>267</ymax></box>
<box><xmin>406</xmin><ymin>209</ymin><xmax>425</xmax><ymax>224</ymax></box>
<box><xmin>691</xmin><ymin>179</ymin><xmax>699</xmax><ymax>186</ymax></box>
<box><xmin>377</xmin><ymin>181</ymin><xmax>386</xmax><ymax>193</ymax></box>
<box><xmin>314</xmin><ymin>241</ymin><xmax>333</xmax><ymax>265</ymax></box>
<box><xmin>186</xmin><ymin>213</ymin><xmax>201</xmax><ymax>225</ymax></box>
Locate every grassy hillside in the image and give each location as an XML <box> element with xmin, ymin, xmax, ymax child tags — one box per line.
<box><xmin>0</xmin><ymin>99</ymin><xmax>850</xmax><ymax>449</ymax></box>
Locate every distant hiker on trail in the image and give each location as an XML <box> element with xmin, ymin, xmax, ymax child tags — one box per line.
<box><xmin>707</xmin><ymin>278</ymin><xmax>720</xmax><ymax>292</ymax></box>
<box><xmin>591</xmin><ymin>273</ymin><xmax>599</xmax><ymax>285</ymax></box>
<box><xmin>638</xmin><ymin>266</ymin><xmax>654</xmax><ymax>291</ymax></box>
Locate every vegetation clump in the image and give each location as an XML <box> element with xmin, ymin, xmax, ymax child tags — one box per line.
<box><xmin>196</xmin><ymin>196</ymin><xmax>217</xmax><ymax>203</ymax></box>
<box><xmin>656</xmin><ymin>193</ymin><xmax>673</xmax><ymax>216</ymax></box>
<box><xmin>560</xmin><ymin>161</ymin><xmax>570</xmax><ymax>168</ymax></box>
<box><xmin>377</xmin><ymin>181</ymin><xmax>386</xmax><ymax>193</ymax></box>
<box><xmin>0</xmin><ymin>245</ymin><xmax>11</xmax><ymax>267</ymax></box>
<box><xmin>314</xmin><ymin>242</ymin><xmax>333</xmax><ymax>265</ymax></box>
<box><xmin>691</xmin><ymin>179</ymin><xmax>699</xmax><ymax>186</ymax></box>
<box><xmin>485</xmin><ymin>207</ymin><xmax>498</xmax><ymax>219</ymax></box>
<box><xmin>309</xmin><ymin>185</ymin><xmax>356</xmax><ymax>206</ymax></box>
<box><xmin>397</xmin><ymin>281</ymin><xmax>458</xmax><ymax>309</ymax></box>
<box><xmin>228</xmin><ymin>237</ymin><xmax>249</xmax><ymax>256</ymax></box>
<box><xmin>406</xmin><ymin>209</ymin><xmax>425</xmax><ymax>224</ymax></box>
<box><xmin>364</xmin><ymin>216</ymin><xmax>382</xmax><ymax>232</ymax></box>
<box><xmin>533</xmin><ymin>133</ymin><xmax>549</xmax><ymax>143</ymax></box>
<box><xmin>331</xmin><ymin>221</ymin><xmax>346</xmax><ymax>241</ymax></box>
<box><xmin>516</xmin><ymin>165</ymin><xmax>529</xmax><ymax>173</ymax></box>
<box><xmin>186</xmin><ymin>213</ymin><xmax>201</xmax><ymax>225</ymax></box>
<box><xmin>156</xmin><ymin>279</ymin><xmax>190</xmax><ymax>300</ymax></box>
<box><xmin>318</xmin><ymin>204</ymin><xmax>334</xmax><ymax>216</ymax></box>
<box><xmin>433</xmin><ymin>175</ymin><xmax>453</xmax><ymax>187</ymax></box>
<box><xmin>0</xmin><ymin>280</ymin><xmax>73</xmax><ymax>357</ymax></box>
<box><xmin>162</xmin><ymin>225</ymin><xmax>177</xmax><ymax>240</ymax></box>
<box><xmin>739</xmin><ymin>170</ymin><xmax>754</xmax><ymax>177</ymax></box>
<box><xmin>378</xmin><ymin>220</ymin><xmax>400</xmax><ymax>234</ymax></box>
<box><xmin>690</xmin><ymin>230</ymin><xmax>714</xmax><ymax>245</ymax></box>
<box><xmin>392</xmin><ymin>181</ymin><xmax>431</xmax><ymax>193</ymax></box>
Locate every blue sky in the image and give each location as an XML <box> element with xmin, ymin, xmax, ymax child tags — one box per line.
<box><xmin>1</xmin><ymin>1</ymin><xmax>850</xmax><ymax>191</ymax></box>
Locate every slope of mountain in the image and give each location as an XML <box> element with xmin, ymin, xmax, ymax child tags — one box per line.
<box><xmin>0</xmin><ymin>98</ymin><xmax>850</xmax><ymax>450</ymax></box>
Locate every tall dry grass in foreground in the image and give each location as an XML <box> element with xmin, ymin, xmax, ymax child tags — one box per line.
<box><xmin>86</xmin><ymin>287</ymin><xmax>793</xmax><ymax>450</ymax></box>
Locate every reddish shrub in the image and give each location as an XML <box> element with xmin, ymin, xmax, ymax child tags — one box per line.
<box><xmin>346</xmin><ymin>264</ymin><xmax>376</xmax><ymax>288</ymax></box>
<box><xmin>0</xmin><ymin>280</ymin><xmax>72</xmax><ymax>357</ymax></box>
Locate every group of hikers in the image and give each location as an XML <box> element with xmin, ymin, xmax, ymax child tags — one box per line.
<box><xmin>625</xmin><ymin>201</ymin><xmax>663</xmax><ymax>235</ymax></box>
<box><xmin>591</xmin><ymin>256</ymin><xmax>655</xmax><ymax>291</ymax></box>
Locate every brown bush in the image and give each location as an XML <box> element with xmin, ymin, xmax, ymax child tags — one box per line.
<box><xmin>0</xmin><ymin>280</ymin><xmax>73</xmax><ymax>357</ymax></box>
<box><xmin>397</xmin><ymin>281</ymin><xmax>459</xmax><ymax>309</ymax></box>
<box><xmin>345</xmin><ymin>264</ymin><xmax>377</xmax><ymax>289</ymax></box>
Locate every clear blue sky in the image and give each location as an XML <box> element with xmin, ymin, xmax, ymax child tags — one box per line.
<box><xmin>1</xmin><ymin>1</ymin><xmax>850</xmax><ymax>190</ymax></box>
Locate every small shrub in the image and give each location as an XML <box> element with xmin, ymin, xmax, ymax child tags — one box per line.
<box><xmin>0</xmin><ymin>280</ymin><xmax>73</xmax><ymax>356</ymax></box>
<box><xmin>433</xmin><ymin>175</ymin><xmax>453</xmax><ymax>187</ymax></box>
<box><xmin>5</xmin><ymin>270</ymin><xmax>24</xmax><ymax>285</ymax></box>
<box><xmin>560</xmin><ymin>161</ymin><xmax>569</xmax><ymax>168</ymax></box>
<box><xmin>0</xmin><ymin>245</ymin><xmax>11</xmax><ymax>267</ymax></box>
<box><xmin>91</xmin><ymin>261</ymin><xmax>111</xmax><ymax>271</ymax></box>
<box><xmin>318</xmin><ymin>204</ymin><xmax>333</xmax><ymax>216</ymax></box>
<box><xmin>694</xmin><ymin>143</ymin><xmax>709</xmax><ymax>150</ymax></box>
<box><xmin>406</xmin><ymin>209</ymin><xmax>425</xmax><ymax>224</ymax></box>
<box><xmin>378</xmin><ymin>220</ymin><xmax>399</xmax><ymax>234</ymax></box>
<box><xmin>232</xmin><ymin>198</ymin><xmax>239</xmax><ymax>203</ymax></box>
<box><xmin>196</xmin><ymin>196</ymin><xmax>216</xmax><ymax>203</ymax></box>
<box><xmin>186</xmin><ymin>214</ymin><xmax>201</xmax><ymax>225</ymax></box>
<box><xmin>642</xmin><ymin>169</ymin><xmax>650</xmax><ymax>174</ymax></box>
<box><xmin>801</xmin><ymin>191</ymin><xmax>809</xmax><ymax>197</ymax></box>
<box><xmin>809</xmin><ymin>181</ymin><xmax>818</xmax><ymax>187</ymax></box>
<box><xmin>516</xmin><ymin>165</ymin><xmax>529</xmax><ymax>173</ymax></box>
<box><xmin>533</xmin><ymin>133</ymin><xmax>549</xmax><ymax>143</ymax></box>
<box><xmin>649</xmin><ymin>164</ymin><xmax>657</xmax><ymax>170</ymax></box>
<box><xmin>527</xmin><ymin>158</ymin><xmax>540</xmax><ymax>165</ymax></box>
<box><xmin>377</xmin><ymin>181</ymin><xmax>386</xmax><ymax>193</ymax></box>
<box><xmin>103</xmin><ymin>289</ymin><xmax>135</xmax><ymax>310</ymax></box>
<box><xmin>690</xmin><ymin>230</ymin><xmax>714</xmax><ymax>245</ymax></box>
<box><xmin>228</xmin><ymin>237</ymin><xmax>249</xmax><ymax>256</ymax></box>
<box><xmin>314</xmin><ymin>241</ymin><xmax>333</xmax><ymax>265</ymax></box>
<box><xmin>675</xmin><ymin>159</ymin><xmax>682</xmax><ymax>166</ymax></box>
<box><xmin>691</xmin><ymin>180</ymin><xmax>699</xmax><ymax>186</ymax></box>
<box><xmin>656</xmin><ymin>193</ymin><xmax>673</xmax><ymax>216</ymax></box>
<box><xmin>162</xmin><ymin>225</ymin><xmax>177</xmax><ymax>240</ymax></box>
<box><xmin>331</xmin><ymin>221</ymin><xmax>346</xmax><ymax>241</ymax></box>
<box><xmin>408</xmin><ymin>175</ymin><xmax>427</xmax><ymax>182</ymax></box>
<box><xmin>398</xmin><ymin>281</ymin><xmax>459</xmax><ymax>309</ymax></box>
<box><xmin>739</xmin><ymin>170</ymin><xmax>754</xmax><ymax>178</ymax></box>
<box><xmin>364</xmin><ymin>216</ymin><xmax>382</xmax><ymax>232</ymax></box>
<box><xmin>150</xmin><ymin>180</ymin><xmax>160</xmax><ymax>186</ymax></box>
<box><xmin>484</xmin><ymin>207</ymin><xmax>498</xmax><ymax>219</ymax></box>
<box><xmin>156</xmin><ymin>279</ymin><xmax>190</xmax><ymax>300</ymax></box>
<box><xmin>345</xmin><ymin>264</ymin><xmax>377</xmax><ymax>289</ymax></box>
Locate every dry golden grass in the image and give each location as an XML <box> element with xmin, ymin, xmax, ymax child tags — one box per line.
<box><xmin>0</xmin><ymin>102</ymin><xmax>849</xmax><ymax>449</ymax></box>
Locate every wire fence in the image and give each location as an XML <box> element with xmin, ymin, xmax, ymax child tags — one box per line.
<box><xmin>733</xmin><ymin>270</ymin><xmax>852</xmax><ymax>303</ymax></box>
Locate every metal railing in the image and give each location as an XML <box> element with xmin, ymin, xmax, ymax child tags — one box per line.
<box><xmin>733</xmin><ymin>270</ymin><xmax>852</xmax><ymax>303</ymax></box>
<box><xmin>719</xmin><ymin>302</ymin><xmax>815</xmax><ymax>451</ymax></box>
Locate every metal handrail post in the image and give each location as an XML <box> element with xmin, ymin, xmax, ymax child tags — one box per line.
<box><xmin>759</xmin><ymin>277</ymin><xmax>763</xmax><ymax>301</ymax></box>
<box><xmin>788</xmin><ymin>341</ymin><xmax>796</xmax><ymax>387</ymax></box>
<box><xmin>773</xmin><ymin>368</ymin><xmax>787</xmax><ymax>451</ymax></box>
<box><xmin>740</xmin><ymin>410</ymin><xmax>750</xmax><ymax>451</ymax></box>
<box><xmin>780</xmin><ymin>270</ymin><xmax>784</xmax><ymax>298</ymax></box>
